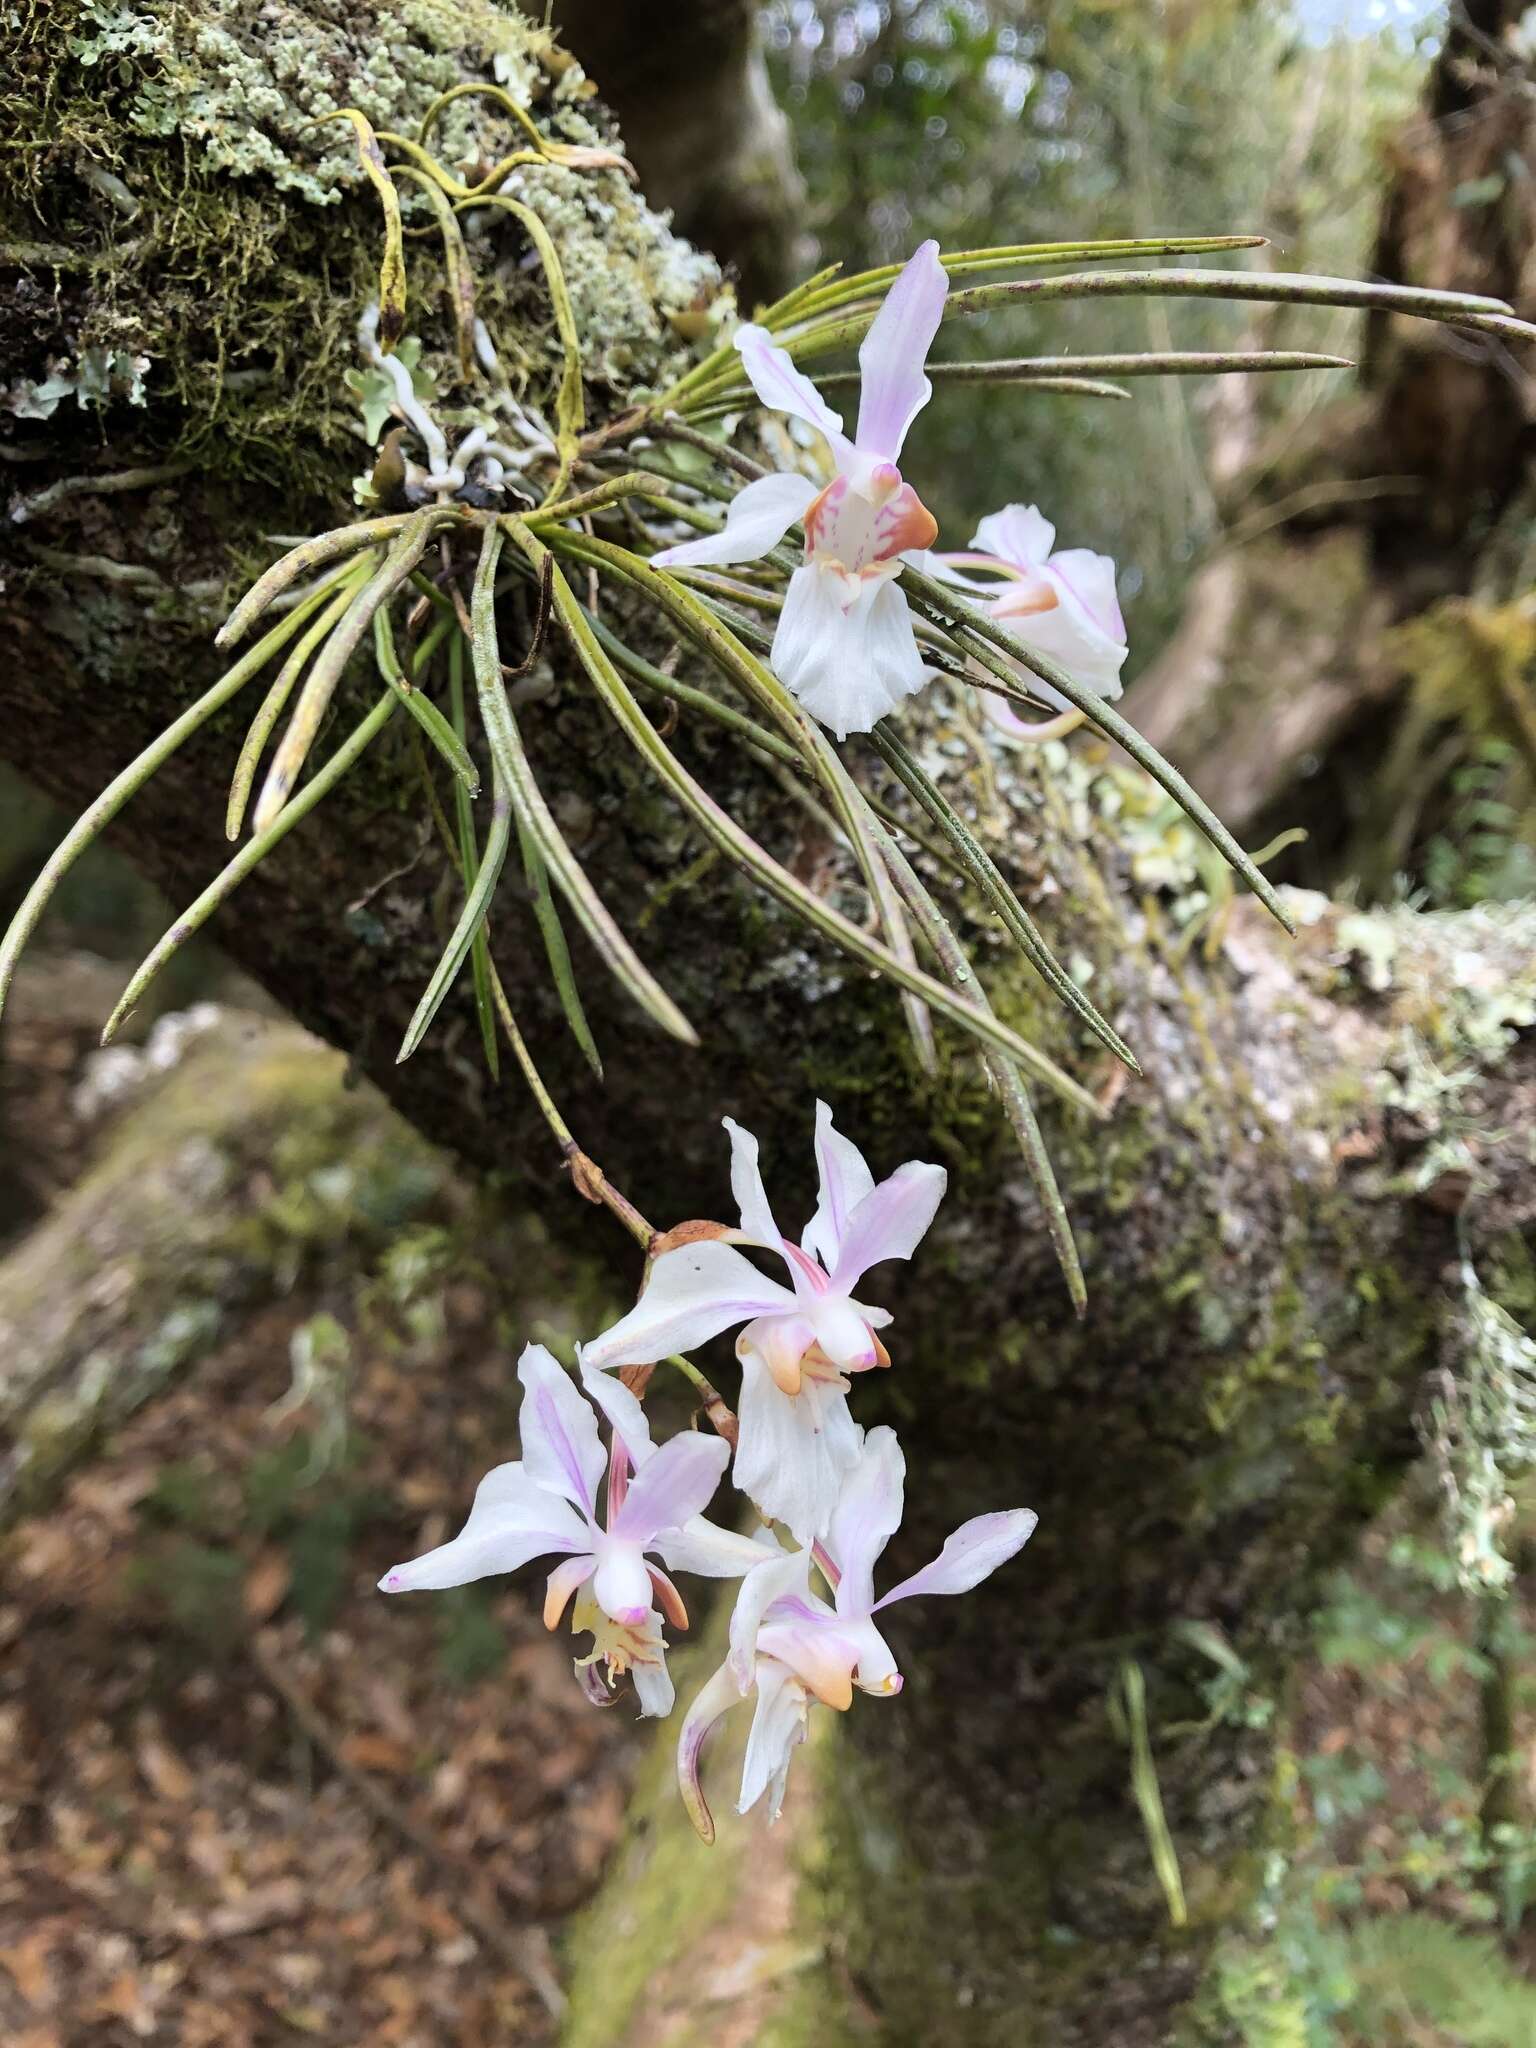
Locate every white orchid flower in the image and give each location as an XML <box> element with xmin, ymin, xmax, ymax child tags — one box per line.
<box><xmin>378</xmin><ymin>1344</ymin><xmax>760</xmax><ymax>1716</ymax></box>
<box><xmin>676</xmin><ymin>1428</ymin><xmax>1037</xmax><ymax>1837</ymax></box>
<box><xmin>583</xmin><ymin>1102</ymin><xmax>947</xmax><ymax>1542</ymax></box>
<box><xmin>651</xmin><ymin>242</ymin><xmax>951</xmax><ymax>739</ymax></box>
<box><xmin>930</xmin><ymin>503</ymin><xmax>1127</xmax><ymax>740</ymax></box>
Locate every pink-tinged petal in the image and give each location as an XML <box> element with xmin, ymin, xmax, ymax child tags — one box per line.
<box><xmin>657</xmin><ymin>1515</ymin><xmax>778</xmax><ymax>1580</ymax></box>
<box><xmin>583</xmin><ymin>1240</ymin><xmax>801</xmax><ymax>1370</ymax></box>
<box><xmin>855</xmin><ymin>240</ymin><xmax>948</xmax><ymax>463</ymax></box>
<box><xmin>516</xmin><ymin>1343</ymin><xmax>605</xmax><ymax>1519</ymax></box>
<box><xmin>377</xmin><ymin>1460</ymin><xmax>587</xmax><ymax>1593</ymax></box>
<box><xmin>772</xmin><ymin>568</ymin><xmax>931</xmax><ymax>740</ymax></box>
<box><xmin>722</xmin><ymin>1115</ymin><xmax>781</xmax><ymax>1248</ymax></box>
<box><xmin>872</xmin><ymin>480</ymin><xmax>938</xmax><ymax>559</ymax></box>
<box><xmin>976</xmin><ymin>689</ymin><xmax>1087</xmax><ymax>746</ymax></box>
<box><xmin>611</xmin><ymin>1428</ymin><xmax>730</xmax><ymax>1546</ymax></box>
<box><xmin>827</xmin><ymin>1425</ymin><xmax>905</xmax><ymax>1618</ymax></box>
<box><xmin>828</xmin><ymin>1161</ymin><xmax>947</xmax><ymax>1293</ymax></box>
<box><xmin>738</xmin><ymin>1659</ymin><xmax>812</xmax><ymax>1822</ymax></box>
<box><xmin>543</xmin><ymin>1552</ymin><xmax>597</xmax><ymax>1629</ymax></box>
<box><xmin>1047</xmin><ymin>547</ymin><xmax>1127</xmax><ymax>645</ymax></box>
<box><xmin>873</xmin><ymin>1508</ymin><xmax>1039</xmax><ymax>1611</ymax></box>
<box><xmin>734</xmin><ymin>1350</ymin><xmax>863</xmax><ymax>1543</ymax></box>
<box><xmin>677</xmin><ymin>1658</ymin><xmax>742</xmax><ymax>1843</ymax></box>
<box><xmin>992</xmin><ymin>604</ymin><xmax>1126</xmax><ymax>705</ymax></box>
<box><xmin>578</xmin><ymin>1353</ymin><xmax>654</xmax><ymax>1468</ymax></box>
<box><xmin>648</xmin><ymin>1563</ymin><xmax>689</xmax><ymax>1630</ymax></box>
<box><xmin>651</xmin><ymin>470</ymin><xmax>816</xmax><ymax>570</ymax></box>
<box><xmin>972</xmin><ymin>504</ymin><xmax>1056</xmax><ymax>569</ymax></box>
<box><xmin>756</xmin><ymin>1621</ymin><xmax>858</xmax><ymax>1710</ymax></box>
<box><xmin>734</xmin><ymin>323</ymin><xmax>851</xmax><ymax>456</ymax></box>
<box><xmin>802</xmin><ymin>1100</ymin><xmax>876</xmax><ymax>1272</ymax></box>
<box><xmin>728</xmin><ymin>1542</ymin><xmax>812</xmax><ymax>1691</ymax></box>
<box><xmin>592</xmin><ymin>1537</ymin><xmax>655</xmax><ymax>1626</ymax></box>
<box><xmin>987</xmin><ymin>568</ymin><xmax>1127</xmax><ymax>707</ymax></box>
<box><xmin>739</xmin><ymin>1311</ymin><xmax>816</xmax><ymax>1395</ymax></box>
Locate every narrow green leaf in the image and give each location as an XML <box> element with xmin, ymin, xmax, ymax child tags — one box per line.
<box><xmin>524</xmin><ymin>526</ymin><xmax>1103</xmax><ymax>1117</ymax></box>
<box><xmin>0</xmin><ymin>589</ymin><xmax>350</xmax><ymax>1023</ymax></box>
<box><xmin>227</xmin><ymin>568</ymin><xmax>369</xmax><ymax>840</ymax></box>
<box><xmin>676</xmin><ymin>263</ymin><xmax>1529</xmax><ymax>414</ymax></box>
<box><xmin>659</xmin><ymin>235</ymin><xmax>1269</xmax><ymax>408</ymax></box>
<box><xmin>373</xmin><ymin>605</ymin><xmax>481</xmax><ymax>795</ymax></box>
<box><xmin>813</xmin><ymin>349</ymin><xmax>1353</xmax><ymax>388</ymax></box>
<box><xmin>398</xmin><ymin>768</ymin><xmax>513</xmax><ymax>1064</ymax></box>
<box><xmin>875</xmin><ymin>817</ymin><xmax>1086</xmax><ymax>1313</ymax></box>
<box><xmin>314</xmin><ymin>110</ymin><xmax>408</xmax><ymax>349</ymax></box>
<box><xmin>871</xmin><ymin>721</ymin><xmax>1138</xmax><ymax>1073</ymax></box>
<box><xmin>471</xmin><ymin>528</ymin><xmax>695</xmax><ymax>1049</ymax></box>
<box><xmin>444</xmin><ymin>633</ymin><xmax>500</xmax><ymax>1079</ymax></box>
<box><xmin>103</xmin><ymin>692</ymin><xmax>400</xmax><ymax>1044</ymax></box>
<box><xmin>217</xmin><ymin>510</ymin><xmax>452</xmax><ymax>650</ymax></box>
<box><xmin>1119</xmin><ymin>1661</ymin><xmax>1187</xmax><ymax>1929</ymax></box>
<box><xmin>254</xmin><ymin>512</ymin><xmax>438</xmax><ymax>834</ymax></box>
<box><xmin>944</xmin><ymin>266</ymin><xmax>1532</xmax><ymax>338</ymax></box>
<box><xmin>516</xmin><ymin>810</ymin><xmax>604</xmax><ymax>1079</ymax></box>
<box><xmin>393</xmin><ymin>164</ymin><xmax>477</xmax><ymax>378</ymax></box>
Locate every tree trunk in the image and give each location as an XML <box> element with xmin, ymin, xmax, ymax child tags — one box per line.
<box><xmin>548</xmin><ymin>0</ymin><xmax>807</xmax><ymax>307</ymax></box>
<box><xmin>3</xmin><ymin>9</ymin><xmax>1535</xmax><ymax>2040</ymax></box>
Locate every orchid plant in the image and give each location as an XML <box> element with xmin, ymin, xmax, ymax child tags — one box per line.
<box><xmin>379</xmin><ymin>1102</ymin><xmax>1035</xmax><ymax>1841</ymax></box>
<box><xmin>8</xmin><ymin>85</ymin><xmax>1533</xmax><ymax>1496</ymax></box>
<box><xmin>10</xmin><ymin>90</ymin><xmax>1532</xmax><ymax>1842</ymax></box>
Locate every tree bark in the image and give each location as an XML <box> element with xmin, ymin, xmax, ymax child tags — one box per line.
<box><xmin>3</xmin><ymin>9</ymin><xmax>1535</xmax><ymax>2040</ymax></box>
<box><xmin>548</xmin><ymin>0</ymin><xmax>807</xmax><ymax>307</ymax></box>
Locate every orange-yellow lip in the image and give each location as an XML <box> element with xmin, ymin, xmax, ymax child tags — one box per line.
<box><xmin>881</xmin><ymin>486</ymin><xmax>938</xmax><ymax>557</ymax></box>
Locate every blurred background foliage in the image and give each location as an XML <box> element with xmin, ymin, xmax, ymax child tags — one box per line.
<box><xmin>763</xmin><ymin>0</ymin><xmax>1429</xmax><ymax>653</ymax></box>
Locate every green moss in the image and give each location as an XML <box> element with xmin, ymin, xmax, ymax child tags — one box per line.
<box><xmin>559</xmin><ymin>1604</ymin><xmax>857</xmax><ymax>2048</ymax></box>
<box><xmin>4</xmin><ymin>0</ymin><xmax>725</xmax><ymax>493</ymax></box>
<box><xmin>0</xmin><ymin>1022</ymin><xmax>446</xmax><ymax>1523</ymax></box>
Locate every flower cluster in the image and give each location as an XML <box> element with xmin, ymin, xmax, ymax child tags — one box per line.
<box><xmin>651</xmin><ymin>241</ymin><xmax>1130</xmax><ymax>740</ymax></box>
<box><xmin>380</xmin><ymin>1102</ymin><xmax>1035</xmax><ymax>1836</ymax></box>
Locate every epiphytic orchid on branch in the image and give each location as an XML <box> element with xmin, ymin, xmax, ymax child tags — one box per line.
<box><xmin>7</xmin><ymin>74</ymin><xmax>1535</xmax><ymax>1308</ymax></box>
